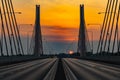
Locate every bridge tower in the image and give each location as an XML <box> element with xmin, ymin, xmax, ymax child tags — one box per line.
<box><xmin>77</xmin><ymin>5</ymin><xmax>87</xmax><ymax>56</ymax></box>
<box><xmin>33</xmin><ymin>5</ymin><xmax>43</xmax><ymax>56</ymax></box>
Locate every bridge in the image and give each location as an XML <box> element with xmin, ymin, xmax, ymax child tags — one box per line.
<box><xmin>0</xmin><ymin>0</ymin><xmax>120</xmax><ymax>80</ymax></box>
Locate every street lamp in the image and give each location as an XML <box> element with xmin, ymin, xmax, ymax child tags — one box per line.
<box><xmin>87</xmin><ymin>24</ymin><xmax>102</xmax><ymax>32</ymax></box>
<box><xmin>0</xmin><ymin>11</ymin><xmax>22</xmax><ymax>56</ymax></box>
<box><xmin>10</xmin><ymin>34</ymin><xmax>14</xmax><ymax>56</ymax></box>
<box><xmin>18</xmin><ymin>24</ymin><xmax>33</xmax><ymax>37</ymax></box>
<box><xmin>26</xmin><ymin>31</ymin><xmax>33</xmax><ymax>55</ymax></box>
<box><xmin>87</xmin><ymin>24</ymin><xmax>102</xmax><ymax>54</ymax></box>
<box><xmin>14</xmin><ymin>12</ymin><xmax>22</xmax><ymax>14</ymax></box>
<box><xmin>1</xmin><ymin>12</ymin><xmax>22</xmax><ymax>15</ymax></box>
<box><xmin>88</xmin><ymin>31</ymin><xmax>93</xmax><ymax>54</ymax></box>
<box><xmin>98</xmin><ymin>12</ymin><xmax>116</xmax><ymax>14</ymax></box>
<box><xmin>18</xmin><ymin>24</ymin><xmax>33</xmax><ymax>55</ymax></box>
<box><xmin>87</xmin><ymin>24</ymin><xmax>101</xmax><ymax>26</ymax></box>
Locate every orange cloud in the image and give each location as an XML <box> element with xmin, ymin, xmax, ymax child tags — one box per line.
<box><xmin>12</xmin><ymin>0</ymin><xmax>108</xmax><ymax>42</ymax></box>
<box><xmin>42</xmin><ymin>26</ymin><xmax>78</xmax><ymax>42</ymax></box>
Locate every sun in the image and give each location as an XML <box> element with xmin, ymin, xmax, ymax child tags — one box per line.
<box><xmin>68</xmin><ymin>50</ymin><xmax>74</xmax><ymax>54</ymax></box>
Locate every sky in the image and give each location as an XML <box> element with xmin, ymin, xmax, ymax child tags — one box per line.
<box><xmin>13</xmin><ymin>0</ymin><xmax>107</xmax><ymax>40</ymax></box>
<box><xmin>12</xmin><ymin>0</ymin><xmax>108</xmax><ymax>54</ymax></box>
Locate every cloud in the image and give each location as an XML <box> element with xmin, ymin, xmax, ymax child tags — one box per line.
<box><xmin>42</xmin><ymin>26</ymin><xmax>78</xmax><ymax>42</ymax></box>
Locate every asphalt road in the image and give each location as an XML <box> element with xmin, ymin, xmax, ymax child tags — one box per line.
<box><xmin>0</xmin><ymin>58</ymin><xmax>120</xmax><ymax>80</ymax></box>
<box><xmin>63</xmin><ymin>58</ymin><xmax>120</xmax><ymax>80</ymax></box>
<box><xmin>0</xmin><ymin>58</ymin><xmax>58</xmax><ymax>80</ymax></box>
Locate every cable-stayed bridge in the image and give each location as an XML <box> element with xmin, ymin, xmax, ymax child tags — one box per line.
<box><xmin>0</xmin><ymin>0</ymin><xmax>120</xmax><ymax>80</ymax></box>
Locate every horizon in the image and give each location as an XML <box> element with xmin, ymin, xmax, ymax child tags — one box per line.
<box><xmin>0</xmin><ymin>0</ymin><xmax>119</xmax><ymax>54</ymax></box>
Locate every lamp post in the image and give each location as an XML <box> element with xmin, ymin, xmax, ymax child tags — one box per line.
<box><xmin>98</xmin><ymin>12</ymin><xmax>116</xmax><ymax>14</ymax></box>
<box><xmin>87</xmin><ymin>31</ymin><xmax>93</xmax><ymax>54</ymax></box>
<box><xmin>18</xmin><ymin>24</ymin><xmax>33</xmax><ymax>55</ymax></box>
<box><xmin>1</xmin><ymin>12</ymin><xmax>22</xmax><ymax>15</ymax></box>
<box><xmin>87</xmin><ymin>24</ymin><xmax>102</xmax><ymax>54</ymax></box>
<box><xmin>18</xmin><ymin>24</ymin><xmax>33</xmax><ymax>35</ymax></box>
<box><xmin>10</xmin><ymin>34</ymin><xmax>13</xmax><ymax>56</ymax></box>
<box><xmin>0</xmin><ymin>11</ymin><xmax>22</xmax><ymax>56</ymax></box>
<box><xmin>87</xmin><ymin>24</ymin><xmax>102</xmax><ymax>32</ymax></box>
<box><xmin>26</xmin><ymin>31</ymin><xmax>33</xmax><ymax>55</ymax></box>
<box><xmin>0</xmin><ymin>28</ymin><xmax>3</xmax><ymax>56</ymax></box>
<box><xmin>13</xmin><ymin>12</ymin><xmax>22</xmax><ymax>56</ymax></box>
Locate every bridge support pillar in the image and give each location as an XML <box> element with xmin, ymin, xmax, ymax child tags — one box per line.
<box><xmin>34</xmin><ymin>5</ymin><xmax>43</xmax><ymax>56</ymax></box>
<box><xmin>77</xmin><ymin>4</ymin><xmax>86</xmax><ymax>56</ymax></box>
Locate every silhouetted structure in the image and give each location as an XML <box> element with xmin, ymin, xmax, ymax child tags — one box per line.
<box><xmin>77</xmin><ymin>4</ymin><xmax>91</xmax><ymax>56</ymax></box>
<box><xmin>97</xmin><ymin>0</ymin><xmax>120</xmax><ymax>55</ymax></box>
<box><xmin>0</xmin><ymin>0</ymin><xmax>24</xmax><ymax>56</ymax></box>
<box><xmin>34</xmin><ymin>5</ymin><xmax>43</xmax><ymax>56</ymax></box>
<box><xmin>29</xmin><ymin>5</ymin><xmax>43</xmax><ymax>56</ymax></box>
<box><xmin>77</xmin><ymin>5</ymin><xmax>86</xmax><ymax>56</ymax></box>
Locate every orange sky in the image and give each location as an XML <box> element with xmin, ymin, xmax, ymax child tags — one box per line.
<box><xmin>13</xmin><ymin>0</ymin><xmax>108</xmax><ymax>42</ymax></box>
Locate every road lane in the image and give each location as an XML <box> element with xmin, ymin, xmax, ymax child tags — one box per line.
<box><xmin>63</xmin><ymin>59</ymin><xmax>98</xmax><ymax>80</ymax></box>
<box><xmin>0</xmin><ymin>58</ymin><xmax>120</xmax><ymax>80</ymax></box>
<box><xmin>0</xmin><ymin>58</ymin><xmax>58</xmax><ymax>80</ymax></box>
<box><xmin>62</xmin><ymin>59</ymin><xmax>78</xmax><ymax>80</ymax></box>
<box><xmin>63</xmin><ymin>58</ymin><xmax>120</xmax><ymax>80</ymax></box>
<box><xmin>43</xmin><ymin>59</ymin><xmax>58</xmax><ymax>80</ymax></box>
<box><xmin>18</xmin><ymin>58</ymin><xmax>57</xmax><ymax>80</ymax></box>
<box><xmin>0</xmin><ymin>59</ymin><xmax>50</xmax><ymax>73</ymax></box>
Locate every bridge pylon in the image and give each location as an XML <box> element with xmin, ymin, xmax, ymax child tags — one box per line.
<box><xmin>34</xmin><ymin>5</ymin><xmax>43</xmax><ymax>56</ymax></box>
<box><xmin>77</xmin><ymin>4</ymin><xmax>91</xmax><ymax>56</ymax></box>
<box><xmin>29</xmin><ymin>5</ymin><xmax>43</xmax><ymax>56</ymax></box>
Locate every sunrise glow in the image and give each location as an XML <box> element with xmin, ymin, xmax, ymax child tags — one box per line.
<box><xmin>13</xmin><ymin>0</ymin><xmax>108</xmax><ymax>42</ymax></box>
<box><xmin>68</xmin><ymin>50</ymin><xmax>74</xmax><ymax>55</ymax></box>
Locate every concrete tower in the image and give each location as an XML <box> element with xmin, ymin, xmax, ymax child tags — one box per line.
<box><xmin>34</xmin><ymin>5</ymin><xmax>43</xmax><ymax>56</ymax></box>
<box><xmin>77</xmin><ymin>4</ymin><xmax>86</xmax><ymax>56</ymax></box>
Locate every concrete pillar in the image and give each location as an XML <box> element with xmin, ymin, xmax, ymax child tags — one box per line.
<box><xmin>34</xmin><ymin>5</ymin><xmax>43</xmax><ymax>56</ymax></box>
<box><xmin>77</xmin><ymin>4</ymin><xmax>86</xmax><ymax>56</ymax></box>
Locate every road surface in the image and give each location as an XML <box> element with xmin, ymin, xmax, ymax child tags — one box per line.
<box><xmin>0</xmin><ymin>58</ymin><xmax>58</xmax><ymax>80</ymax></box>
<box><xmin>0</xmin><ymin>58</ymin><xmax>120</xmax><ymax>80</ymax></box>
<box><xmin>63</xmin><ymin>58</ymin><xmax>120</xmax><ymax>80</ymax></box>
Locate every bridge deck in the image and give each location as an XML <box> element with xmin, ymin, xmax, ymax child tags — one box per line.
<box><xmin>0</xmin><ymin>58</ymin><xmax>120</xmax><ymax>80</ymax></box>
